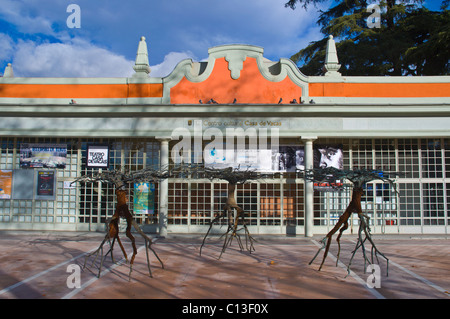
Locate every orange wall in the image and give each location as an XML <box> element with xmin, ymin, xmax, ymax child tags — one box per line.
<box><xmin>170</xmin><ymin>57</ymin><xmax>303</xmax><ymax>104</ymax></box>
<box><xmin>1</xmin><ymin>72</ymin><xmax>448</xmax><ymax>101</ymax></box>
<box><xmin>0</xmin><ymin>83</ymin><xmax>163</xmax><ymax>99</ymax></box>
<box><xmin>309</xmin><ymin>82</ymin><xmax>450</xmax><ymax>98</ymax></box>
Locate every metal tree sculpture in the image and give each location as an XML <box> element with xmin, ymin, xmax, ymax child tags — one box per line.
<box><xmin>301</xmin><ymin>167</ymin><xmax>400</xmax><ymax>276</ymax></box>
<box><xmin>72</xmin><ymin>167</ymin><xmax>168</xmax><ymax>280</ymax></box>
<box><xmin>198</xmin><ymin>166</ymin><xmax>267</xmax><ymax>258</ymax></box>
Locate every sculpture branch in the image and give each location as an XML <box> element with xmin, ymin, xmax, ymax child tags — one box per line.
<box><xmin>72</xmin><ymin>167</ymin><xmax>166</xmax><ymax>280</ymax></box>
<box><xmin>300</xmin><ymin>167</ymin><xmax>401</xmax><ymax>276</ymax></box>
<box><xmin>195</xmin><ymin>166</ymin><xmax>268</xmax><ymax>258</ymax></box>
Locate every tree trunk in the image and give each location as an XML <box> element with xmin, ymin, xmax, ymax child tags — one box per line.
<box><xmin>311</xmin><ymin>187</ymin><xmax>364</xmax><ymax>270</ymax></box>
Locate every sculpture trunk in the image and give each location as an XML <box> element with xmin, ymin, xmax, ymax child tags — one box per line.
<box><xmin>200</xmin><ymin>181</ymin><xmax>255</xmax><ymax>257</ymax></box>
<box><xmin>226</xmin><ymin>183</ymin><xmax>243</xmax><ymax>234</ymax></box>
<box><xmin>114</xmin><ymin>189</ymin><xmax>137</xmax><ymax>265</ymax></box>
<box><xmin>315</xmin><ymin>187</ymin><xmax>364</xmax><ymax>271</ymax></box>
<box><xmin>83</xmin><ymin>186</ymin><xmax>164</xmax><ymax>280</ymax></box>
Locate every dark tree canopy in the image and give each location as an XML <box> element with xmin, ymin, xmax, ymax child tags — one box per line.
<box><xmin>286</xmin><ymin>0</ymin><xmax>450</xmax><ymax>76</ymax></box>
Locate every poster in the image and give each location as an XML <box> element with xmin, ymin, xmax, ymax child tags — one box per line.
<box><xmin>313</xmin><ymin>144</ymin><xmax>344</xmax><ymax>191</ymax></box>
<box><xmin>20</xmin><ymin>144</ymin><xmax>67</xmax><ymax>168</ymax></box>
<box><xmin>0</xmin><ymin>170</ymin><xmax>13</xmax><ymax>199</ymax></box>
<box><xmin>313</xmin><ymin>144</ymin><xmax>344</xmax><ymax>170</ymax></box>
<box><xmin>36</xmin><ymin>171</ymin><xmax>55</xmax><ymax>197</ymax></box>
<box><xmin>203</xmin><ymin>144</ymin><xmax>343</xmax><ymax>176</ymax></box>
<box><xmin>86</xmin><ymin>145</ymin><xmax>109</xmax><ymax>168</ymax></box>
<box><xmin>205</xmin><ymin>147</ymin><xmax>274</xmax><ymax>172</ymax></box>
<box><xmin>134</xmin><ymin>182</ymin><xmax>155</xmax><ymax>215</ymax></box>
<box><xmin>274</xmin><ymin>146</ymin><xmax>305</xmax><ymax>172</ymax></box>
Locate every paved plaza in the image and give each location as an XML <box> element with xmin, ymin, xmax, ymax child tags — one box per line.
<box><xmin>0</xmin><ymin>230</ymin><xmax>449</xmax><ymax>302</ymax></box>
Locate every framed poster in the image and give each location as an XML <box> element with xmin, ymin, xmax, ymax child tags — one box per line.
<box><xmin>35</xmin><ymin>170</ymin><xmax>56</xmax><ymax>200</ymax></box>
<box><xmin>86</xmin><ymin>145</ymin><xmax>109</xmax><ymax>168</ymax></box>
<box><xmin>20</xmin><ymin>144</ymin><xmax>67</xmax><ymax>168</ymax></box>
<box><xmin>134</xmin><ymin>182</ymin><xmax>155</xmax><ymax>215</ymax></box>
<box><xmin>0</xmin><ymin>170</ymin><xmax>13</xmax><ymax>199</ymax></box>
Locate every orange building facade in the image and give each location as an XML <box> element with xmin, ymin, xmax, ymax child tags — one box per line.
<box><xmin>0</xmin><ymin>37</ymin><xmax>449</xmax><ymax>236</ymax></box>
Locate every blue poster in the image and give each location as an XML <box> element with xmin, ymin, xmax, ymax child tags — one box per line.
<box><xmin>134</xmin><ymin>182</ymin><xmax>155</xmax><ymax>215</ymax></box>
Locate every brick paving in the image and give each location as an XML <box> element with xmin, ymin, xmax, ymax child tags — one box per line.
<box><xmin>0</xmin><ymin>230</ymin><xmax>449</xmax><ymax>301</ymax></box>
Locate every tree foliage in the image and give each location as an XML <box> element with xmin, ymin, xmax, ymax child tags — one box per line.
<box><xmin>286</xmin><ymin>0</ymin><xmax>450</xmax><ymax>76</ymax></box>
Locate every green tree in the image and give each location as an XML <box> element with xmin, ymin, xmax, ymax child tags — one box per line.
<box><xmin>286</xmin><ymin>0</ymin><xmax>450</xmax><ymax>76</ymax></box>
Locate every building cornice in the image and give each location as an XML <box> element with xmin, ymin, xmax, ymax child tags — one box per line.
<box><xmin>0</xmin><ymin>102</ymin><xmax>449</xmax><ymax>118</ymax></box>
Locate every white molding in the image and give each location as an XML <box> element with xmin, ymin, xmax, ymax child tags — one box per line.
<box><xmin>308</xmin><ymin>75</ymin><xmax>450</xmax><ymax>83</ymax></box>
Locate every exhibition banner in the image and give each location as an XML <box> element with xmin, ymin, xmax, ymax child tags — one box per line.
<box><xmin>205</xmin><ymin>148</ymin><xmax>274</xmax><ymax>172</ymax></box>
<box><xmin>203</xmin><ymin>143</ymin><xmax>345</xmax><ymax>191</ymax></box>
<box><xmin>20</xmin><ymin>144</ymin><xmax>67</xmax><ymax>168</ymax></box>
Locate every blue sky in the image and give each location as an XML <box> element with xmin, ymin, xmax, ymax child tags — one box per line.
<box><xmin>0</xmin><ymin>0</ymin><xmax>326</xmax><ymax>77</ymax></box>
<box><xmin>0</xmin><ymin>0</ymin><xmax>443</xmax><ymax>78</ymax></box>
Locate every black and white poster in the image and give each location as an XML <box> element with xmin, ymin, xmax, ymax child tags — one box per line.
<box><xmin>313</xmin><ymin>144</ymin><xmax>344</xmax><ymax>170</ymax></box>
<box><xmin>203</xmin><ymin>144</ymin><xmax>343</xmax><ymax>176</ymax></box>
<box><xmin>313</xmin><ymin>144</ymin><xmax>344</xmax><ymax>191</ymax></box>
<box><xmin>86</xmin><ymin>145</ymin><xmax>109</xmax><ymax>168</ymax></box>
<box><xmin>275</xmin><ymin>146</ymin><xmax>305</xmax><ymax>172</ymax></box>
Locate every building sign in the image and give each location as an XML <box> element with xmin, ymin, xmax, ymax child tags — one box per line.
<box><xmin>0</xmin><ymin>170</ymin><xmax>13</xmax><ymax>199</ymax></box>
<box><xmin>20</xmin><ymin>144</ymin><xmax>67</xmax><ymax>168</ymax></box>
<box><xmin>86</xmin><ymin>145</ymin><xmax>109</xmax><ymax>168</ymax></box>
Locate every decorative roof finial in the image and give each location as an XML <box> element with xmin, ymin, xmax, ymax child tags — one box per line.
<box><xmin>3</xmin><ymin>63</ymin><xmax>14</xmax><ymax>78</ymax></box>
<box><xmin>323</xmin><ymin>35</ymin><xmax>341</xmax><ymax>76</ymax></box>
<box><xmin>133</xmin><ymin>36</ymin><xmax>151</xmax><ymax>77</ymax></box>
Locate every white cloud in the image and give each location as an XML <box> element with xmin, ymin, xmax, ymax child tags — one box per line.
<box><xmin>0</xmin><ymin>33</ymin><xmax>14</xmax><ymax>62</ymax></box>
<box><xmin>0</xmin><ymin>0</ymin><xmax>57</xmax><ymax>35</ymax></box>
<box><xmin>4</xmin><ymin>35</ymin><xmax>199</xmax><ymax>78</ymax></box>
<box><xmin>12</xmin><ymin>38</ymin><xmax>135</xmax><ymax>77</ymax></box>
<box><xmin>150</xmin><ymin>51</ymin><xmax>197</xmax><ymax>78</ymax></box>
